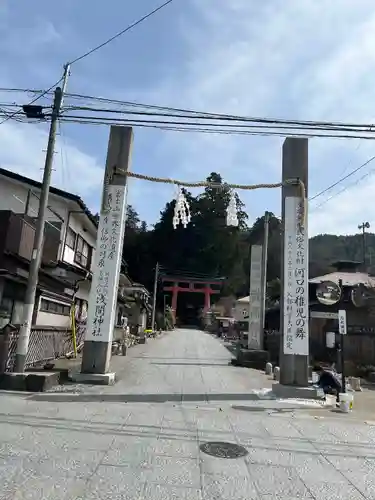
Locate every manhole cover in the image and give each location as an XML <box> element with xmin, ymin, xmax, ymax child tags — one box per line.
<box><xmin>200</xmin><ymin>441</ymin><xmax>248</xmax><ymax>459</ymax></box>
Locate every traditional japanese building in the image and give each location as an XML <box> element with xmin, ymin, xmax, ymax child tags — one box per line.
<box><xmin>265</xmin><ymin>260</ymin><xmax>375</xmax><ymax>366</ymax></box>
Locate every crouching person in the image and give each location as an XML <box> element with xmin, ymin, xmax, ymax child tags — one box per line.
<box><xmin>314</xmin><ymin>365</ymin><xmax>342</xmax><ymax>402</ymax></box>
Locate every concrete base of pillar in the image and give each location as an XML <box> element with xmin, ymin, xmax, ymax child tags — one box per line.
<box><xmin>272</xmin><ymin>383</ymin><xmax>322</xmax><ymax>400</ymax></box>
<box><xmin>81</xmin><ymin>340</ymin><xmax>111</xmax><ymax>374</ymax></box>
<box><xmin>231</xmin><ymin>349</ymin><xmax>270</xmax><ymax>370</ymax></box>
<box><xmin>70</xmin><ymin>372</ymin><xmax>116</xmax><ymax>386</ymax></box>
<box><xmin>0</xmin><ymin>371</ymin><xmax>60</xmax><ymax>392</ymax></box>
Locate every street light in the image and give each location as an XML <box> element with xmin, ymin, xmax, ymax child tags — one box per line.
<box><xmin>358</xmin><ymin>221</ymin><xmax>370</xmax><ymax>268</ymax></box>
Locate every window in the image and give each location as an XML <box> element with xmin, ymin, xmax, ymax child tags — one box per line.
<box><xmin>0</xmin><ymin>297</ymin><xmax>13</xmax><ymax>328</ymax></box>
<box><xmin>74</xmin><ymin>235</ymin><xmax>92</xmax><ymax>269</ymax></box>
<box><xmin>66</xmin><ymin>228</ymin><xmax>77</xmax><ymax>249</ymax></box>
<box><xmin>40</xmin><ymin>299</ymin><xmax>71</xmax><ymax>316</ymax></box>
<box><xmin>0</xmin><ymin>298</ymin><xmax>25</xmax><ymax>327</ymax></box>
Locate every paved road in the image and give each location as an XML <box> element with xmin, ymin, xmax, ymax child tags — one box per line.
<box><xmin>54</xmin><ymin>327</ymin><xmax>273</xmax><ymax>399</ymax></box>
<box><xmin>1</xmin><ymin>329</ymin><xmax>375</xmax><ymax>499</ymax></box>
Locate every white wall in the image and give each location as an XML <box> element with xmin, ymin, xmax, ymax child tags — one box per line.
<box><xmin>37</xmin><ymin>311</ymin><xmax>70</xmax><ymax>328</ymax></box>
<box><xmin>36</xmin><ymin>295</ymin><xmax>71</xmax><ymax>328</ymax></box>
<box><xmin>0</xmin><ymin>176</ymin><xmax>68</xmax><ymax>223</ymax></box>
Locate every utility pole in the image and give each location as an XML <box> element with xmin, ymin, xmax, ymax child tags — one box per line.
<box><xmin>151</xmin><ymin>262</ymin><xmax>159</xmax><ymax>332</ymax></box>
<box><xmin>358</xmin><ymin>221</ymin><xmax>370</xmax><ymax>269</ymax></box>
<box><xmin>14</xmin><ymin>65</ymin><xmax>70</xmax><ymax>372</ymax></box>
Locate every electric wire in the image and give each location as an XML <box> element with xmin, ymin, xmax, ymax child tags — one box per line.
<box><xmin>311</xmin><ymin>165</ymin><xmax>375</xmax><ymax>210</ymax></box>
<box><xmin>61</xmin><ymin>93</ymin><xmax>375</xmax><ymax>129</ymax></box>
<box><xmin>57</xmin><ymin>115</ymin><xmax>375</xmax><ymax>140</ymax></box>
<box><xmin>3</xmin><ymin>89</ymin><xmax>375</xmax><ymax>133</ymax></box>
<box><xmin>309</xmin><ymin>155</ymin><xmax>375</xmax><ymax>202</ymax></box>
<box><xmin>62</xmin><ymin>105</ymin><xmax>375</xmax><ymax>133</ymax></box>
<box><xmin>0</xmin><ymin>1</ymin><xmax>175</xmax><ymax>126</ymax></box>
<box><xmin>59</xmin><ymin>111</ymin><xmax>375</xmax><ymax>133</ymax></box>
<box><xmin>3</xmin><ymin>86</ymin><xmax>375</xmax><ymax>219</ymax></box>
<box><xmin>0</xmin><ymin>77</ymin><xmax>63</xmax><ymax>125</ymax></box>
<box><xmin>68</xmin><ymin>0</ymin><xmax>175</xmax><ymax>65</ymax></box>
<box><xmin>1</xmin><ymin>103</ymin><xmax>375</xmax><ymax>140</ymax></box>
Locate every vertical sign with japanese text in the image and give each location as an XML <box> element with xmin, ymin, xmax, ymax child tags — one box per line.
<box><xmin>248</xmin><ymin>245</ymin><xmax>263</xmax><ymax>349</ymax></box>
<box><xmin>283</xmin><ymin>196</ymin><xmax>309</xmax><ymax>355</ymax></box>
<box><xmin>85</xmin><ymin>184</ymin><xmax>127</xmax><ymax>342</ymax></box>
<box><xmin>338</xmin><ymin>310</ymin><xmax>347</xmax><ymax>335</ymax></box>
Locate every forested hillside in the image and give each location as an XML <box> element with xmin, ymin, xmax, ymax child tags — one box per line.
<box><xmin>120</xmin><ymin>172</ymin><xmax>372</xmax><ymax>301</ymax></box>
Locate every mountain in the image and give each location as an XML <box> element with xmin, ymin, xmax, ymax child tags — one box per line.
<box><xmin>309</xmin><ymin>233</ymin><xmax>375</xmax><ymax>278</ymax></box>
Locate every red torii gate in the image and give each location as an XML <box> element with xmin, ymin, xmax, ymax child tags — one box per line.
<box><xmin>161</xmin><ymin>275</ymin><xmax>224</xmax><ymax>316</ymax></box>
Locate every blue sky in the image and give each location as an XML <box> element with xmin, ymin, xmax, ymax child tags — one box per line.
<box><xmin>2</xmin><ymin>0</ymin><xmax>375</xmax><ymax>236</ymax></box>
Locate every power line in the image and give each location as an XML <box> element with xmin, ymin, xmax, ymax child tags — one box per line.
<box><xmin>309</xmin><ymin>154</ymin><xmax>375</xmax><ymax>201</ymax></box>
<box><xmin>0</xmin><ymin>1</ymin><xmax>174</xmax><ymax>126</ymax></box>
<box><xmin>4</xmin><ymin>88</ymin><xmax>375</xmax><ymax>134</ymax></box>
<box><xmin>5</xmin><ymin>96</ymin><xmax>375</xmax><ymax>132</ymax></box>
<box><xmin>18</xmin><ymin>104</ymin><xmax>375</xmax><ymax>139</ymax></box>
<box><xmin>311</xmin><ymin>165</ymin><xmax>375</xmax><ymax>210</ymax></box>
<box><xmin>68</xmin><ymin>0</ymin><xmax>175</xmax><ymax>65</ymax></box>
<box><xmin>0</xmin><ymin>77</ymin><xmax>63</xmax><ymax>126</ymax></box>
<box><xmin>57</xmin><ymin>115</ymin><xmax>375</xmax><ymax>140</ymax></box>
<box><xmin>59</xmin><ymin>93</ymin><xmax>375</xmax><ymax>130</ymax></box>
<box><xmin>60</xmin><ymin>111</ymin><xmax>375</xmax><ymax>133</ymax></box>
<box><xmin>62</xmin><ymin>105</ymin><xmax>375</xmax><ymax>134</ymax></box>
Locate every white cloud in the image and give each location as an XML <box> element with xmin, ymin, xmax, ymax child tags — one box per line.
<box><xmin>135</xmin><ymin>0</ymin><xmax>375</xmax><ymax>235</ymax></box>
<box><xmin>0</xmin><ymin>120</ymin><xmax>103</xmax><ymax>210</ymax></box>
<box><xmin>1</xmin><ymin>15</ymin><xmax>62</xmax><ymax>57</ymax></box>
<box><xmin>3</xmin><ymin>1</ymin><xmax>375</xmax><ymax>236</ymax></box>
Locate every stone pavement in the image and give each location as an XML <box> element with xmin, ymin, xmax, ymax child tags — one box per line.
<box><xmin>1</xmin><ymin>329</ymin><xmax>375</xmax><ymax>499</ymax></box>
<box><xmin>52</xmin><ymin>327</ymin><xmax>274</xmax><ymax>399</ymax></box>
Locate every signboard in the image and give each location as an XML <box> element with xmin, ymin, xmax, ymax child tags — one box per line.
<box><xmin>85</xmin><ymin>184</ymin><xmax>127</xmax><ymax>342</ymax></box>
<box><xmin>310</xmin><ymin>311</ymin><xmax>338</xmax><ymax>319</ymax></box>
<box><xmin>283</xmin><ymin>196</ymin><xmax>309</xmax><ymax>356</ymax></box>
<box><xmin>338</xmin><ymin>309</ymin><xmax>347</xmax><ymax>335</ymax></box>
<box><xmin>248</xmin><ymin>245</ymin><xmax>263</xmax><ymax>349</ymax></box>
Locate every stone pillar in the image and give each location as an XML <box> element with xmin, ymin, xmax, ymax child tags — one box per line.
<box><xmin>204</xmin><ymin>288</ymin><xmax>211</xmax><ymax>312</ymax></box>
<box><xmin>81</xmin><ymin>126</ymin><xmax>133</xmax><ymax>376</ymax></box>
<box><xmin>248</xmin><ymin>245</ymin><xmax>263</xmax><ymax>349</ymax></box>
<box><xmin>279</xmin><ymin>137</ymin><xmax>309</xmax><ymax>387</ymax></box>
